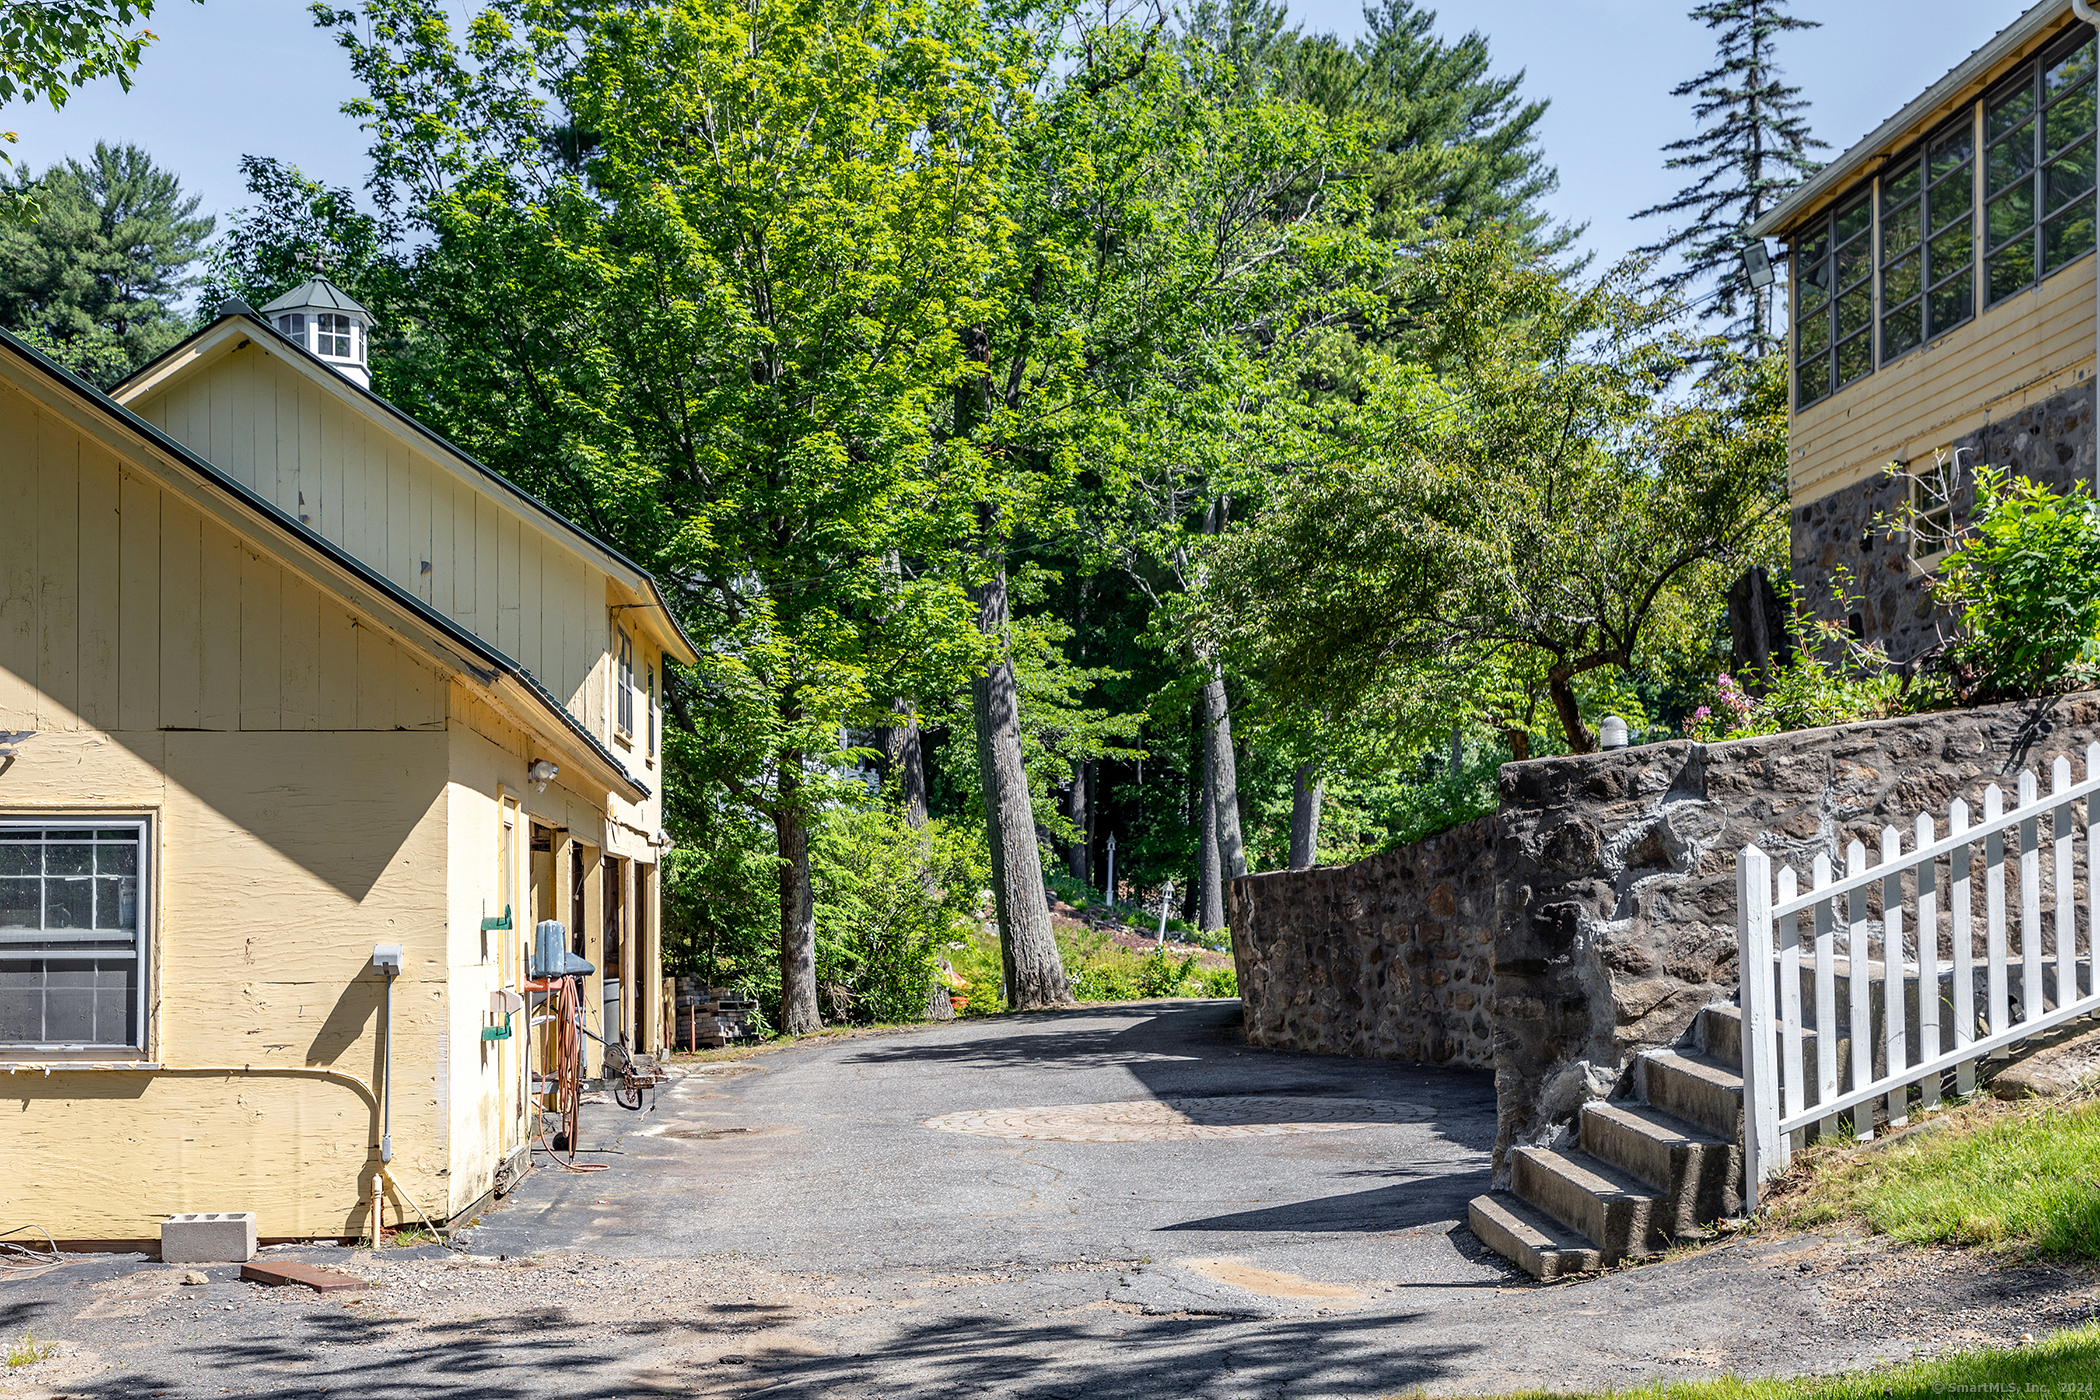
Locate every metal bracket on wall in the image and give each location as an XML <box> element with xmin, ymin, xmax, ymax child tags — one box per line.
<box><xmin>481</xmin><ymin>903</ymin><xmax>512</xmax><ymax>931</ymax></box>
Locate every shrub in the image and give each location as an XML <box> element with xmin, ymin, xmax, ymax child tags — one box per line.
<box><xmin>1927</xmin><ymin>467</ymin><xmax>2100</xmax><ymax>703</ymax></box>
<box><xmin>809</xmin><ymin>808</ymin><xmax>988</xmax><ymax>1025</ymax></box>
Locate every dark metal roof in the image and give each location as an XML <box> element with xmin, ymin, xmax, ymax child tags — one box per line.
<box><xmin>258</xmin><ymin>276</ymin><xmax>373</xmax><ymax>317</ymax></box>
<box><xmin>0</xmin><ymin>323</ymin><xmax>650</xmax><ymax>802</ymax></box>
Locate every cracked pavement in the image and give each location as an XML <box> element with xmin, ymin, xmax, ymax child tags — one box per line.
<box><xmin>3</xmin><ymin>1000</ymin><xmax>2091</xmax><ymax>1398</ymax></box>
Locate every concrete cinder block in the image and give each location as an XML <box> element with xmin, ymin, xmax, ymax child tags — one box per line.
<box><xmin>160</xmin><ymin>1211</ymin><xmax>257</xmax><ymax>1264</ymax></box>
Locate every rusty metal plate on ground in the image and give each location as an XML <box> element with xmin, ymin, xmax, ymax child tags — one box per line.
<box><xmin>240</xmin><ymin>1261</ymin><xmax>370</xmax><ymax>1292</ymax></box>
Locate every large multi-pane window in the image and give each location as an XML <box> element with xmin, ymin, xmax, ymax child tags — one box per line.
<box><xmin>1880</xmin><ymin>121</ymin><xmax>1976</xmax><ymax>362</ymax></box>
<box><xmin>1795</xmin><ymin>25</ymin><xmax>2100</xmax><ymax>409</ymax></box>
<box><xmin>1986</xmin><ymin>34</ymin><xmax>2097</xmax><ymax>306</ymax></box>
<box><xmin>0</xmin><ymin>821</ymin><xmax>148</xmax><ymax>1052</ymax></box>
<box><xmin>1794</xmin><ymin>193</ymin><xmax>1873</xmax><ymax>408</ymax></box>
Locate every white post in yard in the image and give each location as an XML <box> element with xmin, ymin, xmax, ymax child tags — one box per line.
<box><xmin>1105</xmin><ymin>832</ymin><xmax>1116</xmax><ymax>912</ymax></box>
<box><xmin>1739</xmin><ymin>845</ymin><xmax>1782</xmax><ymax>1209</ymax></box>
<box><xmin>2019</xmin><ymin>768</ymin><xmax>2042</xmax><ymax>1028</ymax></box>
<box><xmin>1846</xmin><ymin>840</ymin><xmax>1872</xmax><ymax>1141</ymax></box>
<box><xmin>1915</xmin><ymin>810</ymin><xmax>1941</xmax><ymax>1113</ymax></box>
<box><xmin>1882</xmin><ymin>825</ymin><xmax>1909</xmax><ymax>1128</ymax></box>
<box><xmin>1157</xmin><ymin>879</ymin><xmax>1173</xmax><ymax>946</ymax></box>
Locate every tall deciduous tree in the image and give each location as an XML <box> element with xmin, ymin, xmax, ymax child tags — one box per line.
<box><xmin>0</xmin><ymin>141</ymin><xmax>211</xmax><ymax>381</ymax></box>
<box><xmin>1634</xmin><ymin>0</ymin><xmax>1824</xmax><ymax>350</ymax></box>
<box><xmin>328</xmin><ymin>0</ymin><xmax>1019</xmax><ymax>1030</ymax></box>
<box><xmin>1199</xmin><ymin>234</ymin><xmax>1789</xmax><ymax>754</ymax></box>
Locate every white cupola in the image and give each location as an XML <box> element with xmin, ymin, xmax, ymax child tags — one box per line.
<box><xmin>258</xmin><ymin>277</ymin><xmax>375</xmax><ymax>389</ymax></box>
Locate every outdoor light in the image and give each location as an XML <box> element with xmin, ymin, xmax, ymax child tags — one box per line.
<box><xmin>528</xmin><ymin>759</ymin><xmax>559</xmax><ymax>792</ymax></box>
<box><xmin>1742</xmin><ymin>239</ymin><xmax>1775</xmax><ymax>291</ymax></box>
<box><xmin>1104</xmin><ymin>832</ymin><xmax>1117</xmax><ymax>911</ymax></box>
<box><xmin>1599</xmin><ymin>716</ymin><xmax>1630</xmax><ymax>750</ymax></box>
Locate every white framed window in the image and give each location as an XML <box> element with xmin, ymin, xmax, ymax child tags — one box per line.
<box><xmin>646</xmin><ymin>664</ymin><xmax>656</xmax><ymax>761</ymax></box>
<box><xmin>317</xmin><ymin>313</ymin><xmax>356</xmax><ymax>359</ymax></box>
<box><xmin>615</xmin><ymin>628</ymin><xmax>635</xmax><ymax>737</ymax></box>
<box><xmin>277</xmin><ymin>313</ymin><xmax>307</xmax><ymax>349</ymax></box>
<box><xmin>1</xmin><ymin>819</ymin><xmax>150</xmax><ymax>1053</ymax></box>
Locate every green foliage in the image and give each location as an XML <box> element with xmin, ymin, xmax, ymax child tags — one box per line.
<box><xmin>1063</xmin><ymin>932</ymin><xmax>1207</xmax><ymax>1002</ymax></box>
<box><xmin>1199</xmin><ymin>234</ymin><xmax>1788</xmax><ymax>756</ymax></box>
<box><xmin>811</xmin><ymin>809</ymin><xmax>986</xmax><ymax>1025</ymax></box>
<box><xmin>1773</xmin><ymin>1092</ymin><xmax>2100</xmax><ymax>1260</ymax></box>
<box><xmin>0</xmin><ymin>1</ymin><xmax>176</xmax><ymax>108</ymax></box>
<box><xmin>1927</xmin><ymin>468</ymin><xmax>2100</xmax><ymax>704</ymax></box>
<box><xmin>4</xmin><ymin>1329</ymin><xmax>55</xmax><ymax>1368</ymax></box>
<box><xmin>195</xmin><ymin>156</ymin><xmax>392</xmax><ymax>317</ymax></box>
<box><xmin>0</xmin><ymin>141</ymin><xmax>211</xmax><ymax>382</ymax></box>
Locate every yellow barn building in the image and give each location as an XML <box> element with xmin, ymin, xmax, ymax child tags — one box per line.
<box><xmin>1</xmin><ymin>280</ymin><xmax>695</xmax><ymax>1246</ymax></box>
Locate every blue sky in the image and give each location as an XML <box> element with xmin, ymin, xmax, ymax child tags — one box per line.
<box><xmin>0</xmin><ymin>0</ymin><xmax>2041</xmax><ymax>285</ymax></box>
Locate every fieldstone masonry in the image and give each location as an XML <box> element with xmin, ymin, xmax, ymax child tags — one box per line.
<box><xmin>1229</xmin><ymin>690</ymin><xmax>2100</xmax><ymax>1186</ymax></box>
<box><xmin>1229</xmin><ymin>815</ymin><xmax>1495</xmax><ymax>1069</ymax></box>
<box><xmin>1790</xmin><ymin>381</ymin><xmax>2096</xmax><ymax>665</ymax></box>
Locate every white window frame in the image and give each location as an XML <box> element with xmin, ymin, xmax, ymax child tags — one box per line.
<box><xmin>0</xmin><ymin>817</ymin><xmax>152</xmax><ymax>1056</ymax></box>
<box><xmin>615</xmin><ymin>628</ymin><xmax>635</xmax><ymax>738</ymax></box>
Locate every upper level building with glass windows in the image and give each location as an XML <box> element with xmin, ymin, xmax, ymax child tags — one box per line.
<box><xmin>1751</xmin><ymin>1</ymin><xmax>2100</xmax><ymax>664</ymax></box>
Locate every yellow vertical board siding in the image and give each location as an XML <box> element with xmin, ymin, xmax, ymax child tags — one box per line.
<box><xmin>36</xmin><ymin>407</ymin><xmax>80</xmax><ymax>730</ymax></box>
<box><xmin>77</xmin><ymin>441</ymin><xmax>123</xmax><ymax>732</ymax></box>
<box><xmin>1792</xmin><ymin>256</ymin><xmax>2098</xmax><ymax>502</ymax></box>
<box><xmin>116</xmin><ymin>469</ymin><xmax>160</xmax><ymax>733</ymax></box>
<box><xmin>477</xmin><ymin>495</ymin><xmax>501</xmax><ymax>651</ymax></box>
<box><xmin>409</xmin><ymin>448</ymin><xmax>433</xmax><ymax>606</ymax></box>
<box><xmin>278</xmin><ymin>568</ymin><xmax>320</xmax><ymax>731</ymax></box>
<box><xmin>386</xmin><ymin>442</ymin><xmax>413</xmax><ymax>591</ymax></box>
<box><xmin>199</xmin><ymin>520</ymin><xmax>244</xmax><ymax>731</ymax></box>
<box><xmin>239</xmin><ymin>545</ymin><xmax>281</xmax><ymax>730</ymax></box>
<box><xmin>158</xmin><ymin>496</ymin><xmax>204</xmax><ymax>729</ymax></box>
<box><xmin>0</xmin><ymin>389</ymin><xmax>37</xmax><ymax>728</ymax></box>
<box><xmin>316</xmin><ymin>600</ymin><xmax>359</xmax><ymax>731</ymax></box>
<box><xmin>498</xmin><ymin>513</ymin><xmax>522</xmax><ymax>660</ymax></box>
<box><xmin>445</xmin><ymin>726</ymin><xmax>519</xmax><ymax>1215</ymax></box>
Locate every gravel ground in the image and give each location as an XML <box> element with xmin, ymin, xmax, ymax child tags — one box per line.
<box><xmin>1</xmin><ymin>1002</ymin><xmax>2092</xmax><ymax>1399</ymax></box>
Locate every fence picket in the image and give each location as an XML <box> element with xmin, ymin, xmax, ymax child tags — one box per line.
<box><xmin>1813</xmin><ymin>852</ymin><xmax>1839</xmax><ymax>1139</ymax></box>
<box><xmin>2087</xmin><ymin>744</ymin><xmax>2100</xmax><ymax>1007</ymax></box>
<box><xmin>1882</xmin><ymin>826</ymin><xmax>1908</xmax><ymax>1127</ymax></box>
<box><xmin>2020</xmin><ymin>769</ymin><xmax>2042</xmax><ymax>1026</ymax></box>
<box><xmin>1915</xmin><ymin>811</ymin><xmax>1940</xmax><ymax>1112</ymax></box>
<box><xmin>1847</xmin><ymin>840</ymin><xmax>1872</xmax><ymax>1141</ymax></box>
<box><xmin>1951</xmin><ymin>798</ymin><xmax>1975</xmax><ymax>1096</ymax></box>
<box><xmin>1740</xmin><ymin>846</ymin><xmax>1781</xmax><ymax>1205</ymax></box>
<box><xmin>1986</xmin><ymin>784</ymin><xmax>2008</xmax><ymax>1042</ymax></box>
<box><xmin>2054</xmin><ymin>756</ymin><xmax>2076</xmax><ymax>1015</ymax></box>
<box><xmin>1777</xmin><ymin>863</ymin><xmax>1804</xmax><ymax>1127</ymax></box>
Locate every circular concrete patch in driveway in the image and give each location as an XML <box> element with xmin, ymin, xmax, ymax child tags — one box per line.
<box><xmin>922</xmin><ymin>1096</ymin><xmax>1434</xmax><ymax>1143</ymax></box>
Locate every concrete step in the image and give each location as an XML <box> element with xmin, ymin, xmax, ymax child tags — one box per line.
<box><xmin>1467</xmin><ymin>1192</ymin><xmax>1602</xmax><ymax>1282</ymax></box>
<box><xmin>1579</xmin><ymin>1100</ymin><xmax>1741</xmax><ymax>1233</ymax></box>
<box><xmin>1637</xmin><ymin>1049</ymin><xmax>1743</xmax><ymax>1142</ymax></box>
<box><xmin>1509</xmin><ymin>1146</ymin><xmax>1670</xmax><ymax>1264</ymax></box>
<box><xmin>1697</xmin><ymin>1003</ymin><xmax>1743</xmax><ymax>1069</ymax></box>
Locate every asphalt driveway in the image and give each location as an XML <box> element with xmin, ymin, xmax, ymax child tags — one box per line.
<box><xmin>5</xmin><ymin>1000</ymin><xmax>2091</xmax><ymax>1399</ymax></box>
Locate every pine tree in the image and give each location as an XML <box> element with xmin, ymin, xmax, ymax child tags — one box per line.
<box><xmin>1634</xmin><ymin>0</ymin><xmax>1824</xmax><ymax>351</ymax></box>
<box><xmin>0</xmin><ymin>142</ymin><xmax>212</xmax><ymax>383</ymax></box>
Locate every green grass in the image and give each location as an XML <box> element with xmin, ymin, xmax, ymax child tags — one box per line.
<box><xmin>1766</xmin><ymin>1092</ymin><xmax>2100</xmax><ymax>1257</ymax></box>
<box><xmin>1399</xmin><ymin>1319</ymin><xmax>2100</xmax><ymax>1398</ymax></box>
<box><xmin>5</xmin><ymin>1330</ymin><xmax>57</xmax><ymax>1368</ymax></box>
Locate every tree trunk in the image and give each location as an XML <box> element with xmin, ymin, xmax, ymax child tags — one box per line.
<box><xmin>1068</xmin><ymin>758</ymin><xmax>1091</xmax><ymax>883</ymax></box>
<box><xmin>884</xmin><ymin>700</ymin><xmax>928</xmax><ymax>829</ymax></box>
<box><xmin>1203</xmin><ymin>667</ymin><xmax>1247</xmax><ymax>883</ymax></box>
<box><xmin>1548</xmin><ymin>671</ymin><xmax>1595</xmax><ymax>754</ymax></box>
<box><xmin>972</xmin><ymin>560</ymin><xmax>1069</xmax><ymax>1009</ymax></box>
<box><xmin>1289</xmin><ymin>761</ymin><xmax>1321</xmax><ymax>870</ymax></box>
<box><xmin>774</xmin><ymin>759</ymin><xmax>821</xmax><ymax>1034</ymax></box>
<box><xmin>1198</xmin><ymin>725</ymin><xmax>1224</xmax><ymax>932</ymax></box>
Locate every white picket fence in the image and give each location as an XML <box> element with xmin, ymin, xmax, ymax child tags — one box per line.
<box><xmin>1737</xmin><ymin>745</ymin><xmax>2100</xmax><ymax>1210</ymax></box>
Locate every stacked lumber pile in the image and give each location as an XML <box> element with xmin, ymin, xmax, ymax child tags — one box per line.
<box><xmin>674</xmin><ymin>977</ymin><xmax>758</xmax><ymax>1049</ymax></box>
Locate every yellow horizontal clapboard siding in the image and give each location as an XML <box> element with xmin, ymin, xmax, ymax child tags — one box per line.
<box><xmin>1793</xmin><ymin>256</ymin><xmax>2097</xmax><ymax>504</ymax></box>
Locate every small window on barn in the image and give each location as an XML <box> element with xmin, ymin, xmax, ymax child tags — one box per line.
<box><xmin>615</xmin><ymin>629</ymin><xmax>635</xmax><ymax>738</ymax></box>
<box><xmin>316</xmin><ymin>313</ymin><xmax>356</xmax><ymax>360</ymax></box>
<box><xmin>0</xmin><ymin>820</ymin><xmax>149</xmax><ymax>1054</ymax></box>
<box><xmin>277</xmin><ymin>313</ymin><xmax>307</xmax><ymax>349</ymax></box>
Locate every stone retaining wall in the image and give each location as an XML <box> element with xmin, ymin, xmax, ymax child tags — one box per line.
<box><xmin>1228</xmin><ymin>815</ymin><xmax>1495</xmax><ymax>1068</ymax></box>
<box><xmin>1229</xmin><ymin>690</ymin><xmax>2100</xmax><ymax>1186</ymax></box>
